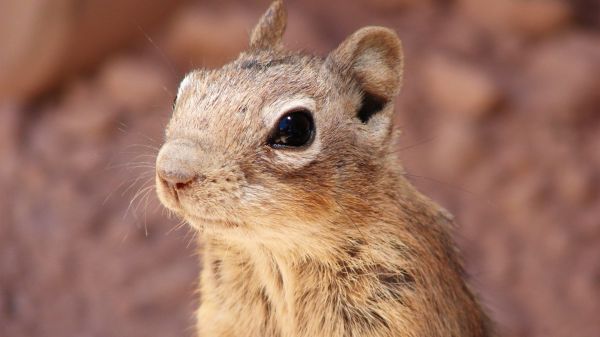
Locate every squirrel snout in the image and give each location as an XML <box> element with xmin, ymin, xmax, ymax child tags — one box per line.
<box><xmin>156</xmin><ymin>140</ymin><xmax>202</xmax><ymax>191</ymax></box>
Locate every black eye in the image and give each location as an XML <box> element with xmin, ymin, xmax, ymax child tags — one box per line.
<box><xmin>268</xmin><ymin>109</ymin><xmax>315</xmax><ymax>148</ymax></box>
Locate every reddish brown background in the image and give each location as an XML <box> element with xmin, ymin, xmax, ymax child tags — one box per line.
<box><xmin>1</xmin><ymin>1</ymin><xmax>599</xmax><ymax>337</ymax></box>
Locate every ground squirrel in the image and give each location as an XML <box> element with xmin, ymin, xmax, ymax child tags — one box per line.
<box><xmin>155</xmin><ymin>1</ymin><xmax>492</xmax><ymax>336</ymax></box>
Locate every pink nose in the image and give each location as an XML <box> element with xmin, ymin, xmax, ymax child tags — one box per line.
<box><xmin>156</xmin><ymin>139</ymin><xmax>201</xmax><ymax>190</ymax></box>
<box><xmin>157</xmin><ymin>168</ymin><xmax>196</xmax><ymax>190</ymax></box>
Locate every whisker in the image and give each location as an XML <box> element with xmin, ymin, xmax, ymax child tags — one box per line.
<box><xmin>107</xmin><ymin>163</ymin><xmax>156</xmax><ymax>171</ymax></box>
<box><xmin>166</xmin><ymin>219</ymin><xmax>188</xmax><ymax>236</ymax></box>
<box><xmin>120</xmin><ymin>229</ymin><xmax>130</xmax><ymax>245</ymax></box>
<box><xmin>129</xmin><ymin>153</ymin><xmax>158</xmax><ymax>160</ymax></box>
<box><xmin>186</xmin><ymin>228</ymin><xmax>200</xmax><ymax>249</ymax></box>
<box><xmin>386</xmin><ymin>136</ymin><xmax>438</xmax><ymax>155</ymax></box>
<box><xmin>402</xmin><ymin>172</ymin><xmax>493</xmax><ymax>206</ymax></box>
<box><xmin>136</xmin><ymin>24</ymin><xmax>178</xmax><ymax>82</ymax></box>
<box><xmin>125</xmin><ymin>183</ymin><xmax>155</xmax><ymax>221</ymax></box>
<box><xmin>121</xmin><ymin>175</ymin><xmax>154</xmax><ymax>197</ymax></box>
<box><xmin>128</xmin><ymin>185</ymin><xmax>154</xmax><ymax>223</ymax></box>
<box><xmin>103</xmin><ymin>171</ymin><xmax>154</xmax><ymax>205</ymax></box>
<box><xmin>121</xmin><ymin>143</ymin><xmax>161</xmax><ymax>152</ymax></box>
<box><xmin>161</xmin><ymin>86</ymin><xmax>175</xmax><ymax>102</ymax></box>
<box><xmin>140</xmin><ymin>185</ymin><xmax>157</xmax><ymax>236</ymax></box>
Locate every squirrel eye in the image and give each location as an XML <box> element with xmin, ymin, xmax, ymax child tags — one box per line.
<box><xmin>268</xmin><ymin>109</ymin><xmax>315</xmax><ymax>148</ymax></box>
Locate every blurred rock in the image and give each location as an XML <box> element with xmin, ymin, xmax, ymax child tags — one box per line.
<box><xmin>0</xmin><ymin>0</ymin><xmax>184</xmax><ymax>102</ymax></box>
<box><xmin>459</xmin><ymin>0</ymin><xmax>571</xmax><ymax>37</ymax></box>
<box><xmin>523</xmin><ymin>34</ymin><xmax>600</xmax><ymax>123</ymax></box>
<box><xmin>164</xmin><ymin>6</ymin><xmax>254</xmax><ymax>69</ymax></box>
<box><xmin>99</xmin><ymin>56</ymin><xmax>175</xmax><ymax>113</ymax></box>
<box><xmin>364</xmin><ymin>0</ymin><xmax>430</xmax><ymax>11</ymax></box>
<box><xmin>511</xmin><ymin>1</ymin><xmax>572</xmax><ymax>37</ymax></box>
<box><xmin>431</xmin><ymin>122</ymin><xmax>483</xmax><ymax>177</ymax></box>
<box><xmin>424</xmin><ymin>55</ymin><xmax>501</xmax><ymax>119</ymax></box>
<box><xmin>571</xmin><ymin>0</ymin><xmax>600</xmax><ymax>28</ymax></box>
<box><xmin>556</xmin><ymin>163</ymin><xmax>597</xmax><ymax>205</ymax></box>
<box><xmin>480</xmin><ymin>228</ymin><xmax>516</xmax><ymax>282</ymax></box>
<box><xmin>57</xmin><ymin>82</ymin><xmax>119</xmax><ymax>142</ymax></box>
<box><xmin>283</xmin><ymin>10</ymin><xmax>331</xmax><ymax>55</ymax></box>
<box><xmin>0</xmin><ymin>103</ymin><xmax>21</xmax><ymax>178</ymax></box>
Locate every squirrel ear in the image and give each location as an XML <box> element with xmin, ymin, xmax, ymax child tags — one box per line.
<box><xmin>327</xmin><ymin>27</ymin><xmax>404</xmax><ymax>102</ymax></box>
<box><xmin>249</xmin><ymin>0</ymin><xmax>287</xmax><ymax>50</ymax></box>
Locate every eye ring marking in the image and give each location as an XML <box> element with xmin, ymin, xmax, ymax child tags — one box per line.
<box><xmin>267</xmin><ymin>108</ymin><xmax>315</xmax><ymax>149</ymax></box>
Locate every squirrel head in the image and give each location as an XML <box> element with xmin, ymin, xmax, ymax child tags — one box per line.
<box><xmin>156</xmin><ymin>0</ymin><xmax>404</xmax><ymax>247</ymax></box>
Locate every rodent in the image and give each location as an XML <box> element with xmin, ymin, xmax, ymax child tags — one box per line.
<box><xmin>154</xmin><ymin>1</ymin><xmax>493</xmax><ymax>336</ymax></box>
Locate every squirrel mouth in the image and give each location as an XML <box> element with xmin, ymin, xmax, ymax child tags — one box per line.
<box><xmin>156</xmin><ymin>176</ymin><xmax>243</xmax><ymax>229</ymax></box>
<box><xmin>167</xmin><ymin>186</ymin><xmax>181</xmax><ymax>204</ymax></box>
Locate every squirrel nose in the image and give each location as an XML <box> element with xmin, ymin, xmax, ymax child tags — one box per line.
<box><xmin>157</xmin><ymin>168</ymin><xmax>196</xmax><ymax>190</ymax></box>
<box><xmin>156</xmin><ymin>139</ymin><xmax>201</xmax><ymax>190</ymax></box>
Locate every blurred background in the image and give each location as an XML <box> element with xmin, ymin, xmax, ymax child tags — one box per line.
<box><xmin>1</xmin><ymin>0</ymin><xmax>599</xmax><ymax>336</ymax></box>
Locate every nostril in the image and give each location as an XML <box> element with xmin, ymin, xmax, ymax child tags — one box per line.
<box><xmin>157</xmin><ymin>168</ymin><xmax>196</xmax><ymax>190</ymax></box>
<box><xmin>175</xmin><ymin>182</ymin><xmax>189</xmax><ymax>190</ymax></box>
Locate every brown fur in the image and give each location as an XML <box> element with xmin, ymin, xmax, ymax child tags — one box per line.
<box><xmin>155</xmin><ymin>1</ymin><xmax>493</xmax><ymax>336</ymax></box>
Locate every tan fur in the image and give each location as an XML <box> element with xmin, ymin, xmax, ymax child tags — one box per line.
<box><xmin>155</xmin><ymin>1</ymin><xmax>492</xmax><ymax>336</ymax></box>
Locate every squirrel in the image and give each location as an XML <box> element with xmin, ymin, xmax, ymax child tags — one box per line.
<box><xmin>155</xmin><ymin>1</ymin><xmax>493</xmax><ymax>336</ymax></box>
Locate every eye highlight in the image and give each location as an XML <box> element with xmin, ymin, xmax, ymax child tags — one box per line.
<box><xmin>268</xmin><ymin>109</ymin><xmax>315</xmax><ymax>148</ymax></box>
